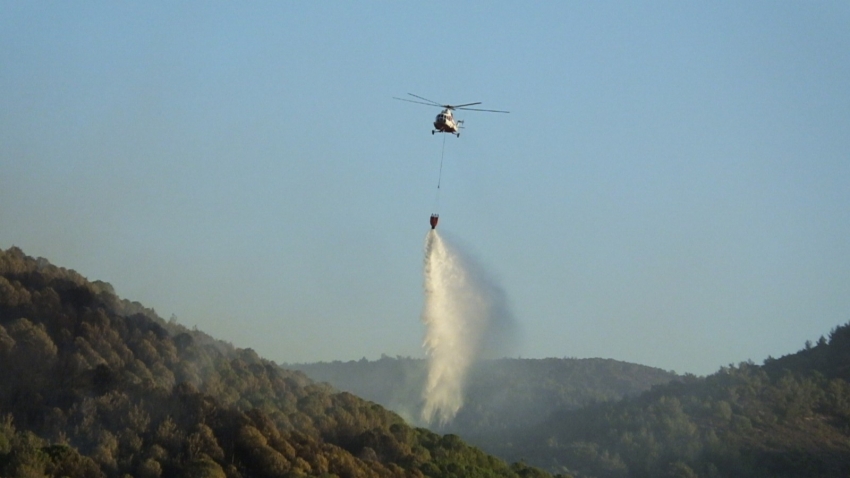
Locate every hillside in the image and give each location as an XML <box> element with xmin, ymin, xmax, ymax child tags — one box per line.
<box><xmin>291</xmin><ymin>357</ymin><xmax>678</xmax><ymax>439</ymax></box>
<box><xmin>0</xmin><ymin>246</ymin><xmax>554</xmax><ymax>478</ymax></box>
<box><xmin>492</xmin><ymin>326</ymin><xmax>850</xmax><ymax>477</ymax></box>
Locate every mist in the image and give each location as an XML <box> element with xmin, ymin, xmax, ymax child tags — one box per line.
<box><xmin>420</xmin><ymin>230</ymin><xmax>516</xmax><ymax>425</ymax></box>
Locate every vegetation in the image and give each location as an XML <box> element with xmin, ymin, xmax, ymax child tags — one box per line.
<box><xmin>292</xmin><ymin>356</ymin><xmax>678</xmax><ymax>441</ymax></box>
<box><xmin>0</xmin><ymin>246</ymin><xmax>555</xmax><ymax>478</ymax></box>
<box><xmin>292</xmin><ymin>310</ymin><xmax>850</xmax><ymax>477</ymax></box>
<box><xmin>4</xmin><ymin>243</ymin><xmax>848</xmax><ymax>477</ymax></box>
<box><xmin>492</xmin><ymin>328</ymin><xmax>850</xmax><ymax>477</ymax></box>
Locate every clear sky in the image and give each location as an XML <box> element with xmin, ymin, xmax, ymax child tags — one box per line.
<box><xmin>2</xmin><ymin>2</ymin><xmax>848</xmax><ymax>375</ymax></box>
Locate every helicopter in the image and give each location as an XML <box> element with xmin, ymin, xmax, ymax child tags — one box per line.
<box><xmin>393</xmin><ymin>93</ymin><xmax>509</xmax><ymax>137</ymax></box>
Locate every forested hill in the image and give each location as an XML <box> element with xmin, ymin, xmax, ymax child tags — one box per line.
<box><xmin>0</xmin><ymin>246</ymin><xmax>553</xmax><ymax>478</ymax></box>
<box><xmin>291</xmin><ymin>357</ymin><xmax>678</xmax><ymax>438</ymax></box>
<box><xmin>494</xmin><ymin>324</ymin><xmax>850</xmax><ymax>477</ymax></box>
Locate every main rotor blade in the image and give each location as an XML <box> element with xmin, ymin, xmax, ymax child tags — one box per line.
<box><xmin>393</xmin><ymin>97</ymin><xmax>442</xmax><ymax>108</ymax></box>
<box><xmin>407</xmin><ymin>93</ymin><xmax>444</xmax><ymax>106</ymax></box>
<box><xmin>451</xmin><ymin>102</ymin><xmax>482</xmax><ymax>108</ymax></box>
<box><xmin>394</xmin><ymin>93</ymin><xmax>509</xmax><ymax>113</ymax></box>
<box><xmin>455</xmin><ymin>107</ymin><xmax>510</xmax><ymax>113</ymax></box>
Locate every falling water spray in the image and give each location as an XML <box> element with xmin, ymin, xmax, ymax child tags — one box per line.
<box><xmin>420</xmin><ymin>230</ymin><xmax>515</xmax><ymax>425</ymax></box>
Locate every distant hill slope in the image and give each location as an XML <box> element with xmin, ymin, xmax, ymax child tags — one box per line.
<box><xmin>492</xmin><ymin>325</ymin><xmax>850</xmax><ymax>477</ymax></box>
<box><xmin>0</xmin><ymin>246</ymin><xmax>554</xmax><ymax>478</ymax></box>
<box><xmin>291</xmin><ymin>357</ymin><xmax>678</xmax><ymax>439</ymax></box>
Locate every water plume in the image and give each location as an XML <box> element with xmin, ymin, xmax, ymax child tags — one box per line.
<box><xmin>420</xmin><ymin>230</ymin><xmax>515</xmax><ymax>425</ymax></box>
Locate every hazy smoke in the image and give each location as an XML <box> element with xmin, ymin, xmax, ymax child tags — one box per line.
<box><xmin>420</xmin><ymin>230</ymin><xmax>516</xmax><ymax>425</ymax></box>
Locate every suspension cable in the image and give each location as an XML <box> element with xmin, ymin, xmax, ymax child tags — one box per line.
<box><xmin>434</xmin><ymin>134</ymin><xmax>446</xmax><ymax>211</ymax></box>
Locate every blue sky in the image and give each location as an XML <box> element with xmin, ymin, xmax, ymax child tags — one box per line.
<box><xmin>2</xmin><ymin>2</ymin><xmax>848</xmax><ymax>375</ymax></box>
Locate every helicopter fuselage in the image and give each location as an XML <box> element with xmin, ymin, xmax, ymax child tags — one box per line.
<box><xmin>433</xmin><ymin>109</ymin><xmax>462</xmax><ymax>136</ymax></box>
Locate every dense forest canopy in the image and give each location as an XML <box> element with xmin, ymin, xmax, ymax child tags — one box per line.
<box><xmin>0</xmin><ymin>246</ymin><xmax>554</xmax><ymax>478</ymax></box>
<box><xmin>488</xmin><ymin>326</ymin><xmax>850</xmax><ymax>477</ymax></box>
<box><xmin>292</xmin><ymin>356</ymin><xmax>678</xmax><ymax>439</ymax></box>
<box><xmin>3</xmin><ymin>244</ymin><xmax>849</xmax><ymax>477</ymax></box>
<box><xmin>293</xmin><ymin>327</ymin><xmax>850</xmax><ymax>477</ymax></box>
